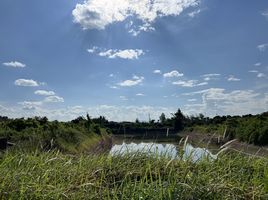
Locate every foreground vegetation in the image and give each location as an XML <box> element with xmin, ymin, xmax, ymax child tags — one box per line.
<box><xmin>0</xmin><ymin>148</ymin><xmax>268</xmax><ymax>199</ymax></box>
<box><xmin>0</xmin><ymin>112</ymin><xmax>267</xmax><ymax>199</ymax></box>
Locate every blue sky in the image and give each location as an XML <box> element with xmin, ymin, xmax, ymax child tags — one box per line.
<box><xmin>0</xmin><ymin>0</ymin><xmax>268</xmax><ymax>121</ymax></box>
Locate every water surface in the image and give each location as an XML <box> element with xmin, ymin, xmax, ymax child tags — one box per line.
<box><xmin>110</xmin><ymin>138</ymin><xmax>217</xmax><ymax>162</ymax></box>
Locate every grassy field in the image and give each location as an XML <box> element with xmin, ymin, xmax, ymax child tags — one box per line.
<box><xmin>1</xmin><ymin>148</ymin><xmax>268</xmax><ymax>199</ymax></box>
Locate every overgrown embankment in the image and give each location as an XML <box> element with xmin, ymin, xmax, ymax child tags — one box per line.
<box><xmin>183</xmin><ymin>112</ymin><xmax>268</xmax><ymax>146</ymax></box>
<box><xmin>0</xmin><ymin>116</ymin><xmax>112</xmax><ymax>153</ymax></box>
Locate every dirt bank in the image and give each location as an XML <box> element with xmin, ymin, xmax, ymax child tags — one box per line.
<box><xmin>180</xmin><ymin>132</ymin><xmax>268</xmax><ymax>157</ymax></box>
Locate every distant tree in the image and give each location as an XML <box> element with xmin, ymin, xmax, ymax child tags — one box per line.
<box><xmin>135</xmin><ymin>118</ymin><xmax>140</xmax><ymax>124</ymax></box>
<box><xmin>71</xmin><ymin>116</ymin><xmax>85</xmax><ymax>124</ymax></box>
<box><xmin>172</xmin><ymin>109</ymin><xmax>185</xmax><ymax>131</ymax></box>
<box><xmin>159</xmin><ymin>113</ymin><xmax>166</xmax><ymax>124</ymax></box>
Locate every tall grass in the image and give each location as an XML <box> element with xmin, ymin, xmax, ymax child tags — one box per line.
<box><xmin>1</xmin><ymin>148</ymin><xmax>267</xmax><ymax>199</ymax></box>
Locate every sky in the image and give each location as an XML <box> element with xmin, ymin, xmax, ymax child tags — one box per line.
<box><xmin>0</xmin><ymin>0</ymin><xmax>268</xmax><ymax>121</ymax></box>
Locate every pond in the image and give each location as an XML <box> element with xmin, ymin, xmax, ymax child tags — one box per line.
<box><xmin>110</xmin><ymin>137</ymin><xmax>218</xmax><ymax>162</ymax></box>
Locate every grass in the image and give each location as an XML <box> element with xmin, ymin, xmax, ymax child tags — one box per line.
<box><xmin>1</xmin><ymin>148</ymin><xmax>268</xmax><ymax>199</ymax></box>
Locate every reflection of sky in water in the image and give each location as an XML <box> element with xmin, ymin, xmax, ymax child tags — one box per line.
<box><xmin>110</xmin><ymin>142</ymin><xmax>217</xmax><ymax>162</ymax></box>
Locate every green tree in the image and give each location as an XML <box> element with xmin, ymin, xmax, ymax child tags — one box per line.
<box><xmin>159</xmin><ymin>113</ymin><xmax>166</xmax><ymax>124</ymax></box>
<box><xmin>172</xmin><ymin>109</ymin><xmax>185</xmax><ymax>131</ymax></box>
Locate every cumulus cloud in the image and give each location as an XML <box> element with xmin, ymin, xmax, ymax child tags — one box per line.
<box><xmin>88</xmin><ymin>47</ymin><xmax>144</xmax><ymax>59</ymax></box>
<box><xmin>44</xmin><ymin>96</ymin><xmax>64</xmax><ymax>103</ymax></box>
<box><xmin>72</xmin><ymin>0</ymin><xmax>200</xmax><ymax>35</ymax></box>
<box><xmin>34</xmin><ymin>90</ymin><xmax>56</xmax><ymax>96</ymax></box>
<box><xmin>172</xmin><ymin>80</ymin><xmax>208</xmax><ymax>87</ymax></box>
<box><xmin>18</xmin><ymin>101</ymin><xmax>42</xmax><ymax>110</ymax></box>
<box><xmin>118</xmin><ymin>75</ymin><xmax>144</xmax><ymax>87</ymax></box>
<box><xmin>153</xmin><ymin>69</ymin><xmax>162</xmax><ymax>74</ymax></box>
<box><xmin>257</xmin><ymin>43</ymin><xmax>268</xmax><ymax>51</ymax></box>
<box><xmin>3</xmin><ymin>61</ymin><xmax>26</xmax><ymax>68</ymax></box>
<box><xmin>183</xmin><ymin>88</ymin><xmax>267</xmax><ymax>117</ymax></box>
<box><xmin>99</xmin><ymin>49</ymin><xmax>144</xmax><ymax>59</ymax></box>
<box><xmin>14</xmin><ymin>79</ymin><xmax>39</xmax><ymax>87</ymax></box>
<box><xmin>163</xmin><ymin>70</ymin><xmax>184</xmax><ymax>78</ymax></box>
<box><xmin>3</xmin><ymin>103</ymin><xmax>178</xmax><ymax>122</ymax></box>
<box><xmin>227</xmin><ymin>75</ymin><xmax>240</xmax><ymax>82</ymax></box>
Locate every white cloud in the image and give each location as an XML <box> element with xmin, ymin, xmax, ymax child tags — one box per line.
<box><xmin>183</xmin><ymin>88</ymin><xmax>267</xmax><ymax>117</ymax></box>
<box><xmin>153</xmin><ymin>69</ymin><xmax>162</xmax><ymax>74</ymax></box>
<box><xmin>227</xmin><ymin>75</ymin><xmax>240</xmax><ymax>82</ymax></box>
<box><xmin>118</xmin><ymin>75</ymin><xmax>144</xmax><ymax>87</ymax></box>
<box><xmin>188</xmin><ymin>9</ymin><xmax>201</xmax><ymax>18</ymax></box>
<box><xmin>163</xmin><ymin>70</ymin><xmax>184</xmax><ymax>78</ymax></box>
<box><xmin>249</xmin><ymin>70</ymin><xmax>258</xmax><ymax>73</ymax></box>
<box><xmin>44</xmin><ymin>96</ymin><xmax>64</xmax><ymax>103</ymax></box>
<box><xmin>202</xmin><ymin>73</ymin><xmax>220</xmax><ymax>81</ymax></box>
<box><xmin>18</xmin><ymin>101</ymin><xmax>42</xmax><ymax>110</ymax></box>
<box><xmin>98</xmin><ymin>49</ymin><xmax>144</xmax><ymax>59</ymax></box>
<box><xmin>72</xmin><ymin>0</ymin><xmax>200</xmax><ymax>35</ymax></box>
<box><xmin>257</xmin><ymin>43</ymin><xmax>268</xmax><ymax>51</ymax></box>
<box><xmin>109</xmin><ymin>86</ymin><xmax>119</xmax><ymax>89</ymax></box>
<box><xmin>136</xmin><ymin>93</ymin><xmax>145</xmax><ymax>96</ymax></box>
<box><xmin>262</xmin><ymin>9</ymin><xmax>268</xmax><ymax>19</ymax></box>
<box><xmin>188</xmin><ymin>98</ymin><xmax>197</xmax><ymax>102</ymax></box>
<box><xmin>119</xmin><ymin>96</ymin><xmax>128</xmax><ymax>101</ymax></box>
<box><xmin>254</xmin><ymin>62</ymin><xmax>261</xmax><ymax>67</ymax></box>
<box><xmin>3</xmin><ymin>61</ymin><xmax>26</xmax><ymax>68</ymax></box>
<box><xmin>1</xmin><ymin>103</ymin><xmax>176</xmax><ymax>122</ymax></box>
<box><xmin>257</xmin><ymin>73</ymin><xmax>266</xmax><ymax>78</ymax></box>
<box><xmin>14</xmin><ymin>79</ymin><xmax>39</xmax><ymax>87</ymax></box>
<box><xmin>34</xmin><ymin>90</ymin><xmax>56</xmax><ymax>96</ymax></box>
<box><xmin>87</xmin><ymin>46</ymin><xmax>98</xmax><ymax>53</ymax></box>
<box><xmin>172</xmin><ymin>80</ymin><xmax>208</xmax><ymax>87</ymax></box>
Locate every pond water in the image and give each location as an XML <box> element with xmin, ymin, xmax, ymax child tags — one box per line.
<box><xmin>110</xmin><ymin>139</ymin><xmax>218</xmax><ymax>162</ymax></box>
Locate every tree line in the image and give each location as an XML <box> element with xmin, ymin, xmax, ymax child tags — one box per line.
<box><xmin>0</xmin><ymin>109</ymin><xmax>267</xmax><ymax>146</ymax></box>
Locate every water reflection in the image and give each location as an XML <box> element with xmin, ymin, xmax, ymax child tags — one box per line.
<box><xmin>110</xmin><ymin>142</ymin><xmax>217</xmax><ymax>162</ymax></box>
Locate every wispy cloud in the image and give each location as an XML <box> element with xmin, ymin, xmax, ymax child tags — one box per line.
<box><xmin>72</xmin><ymin>0</ymin><xmax>199</xmax><ymax>35</ymax></box>
<box><xmin>249</xmin><ymin>70</ymin><xmax>258</xmax><ymax>73</ymax></box>
<box><xmin>188</xmin><ymin>9</ymin><xmax>201</xmax><ymax>18</ymax></box>
<box><xmin>202</xmin><ymin>73</ymin><xmax>220</xmax><ymax>81</ymax></box>
<box><xmin>248</xmin><ymin>70</ymin><xmax>266</xmax><ymax>78</ymax></box>
<box><xmin>153</xmin><ymin>69</ymin><xmax>162</xmax><ymax>74</ymax></box>
<box><xmin>136</xmin><ymin>93</ymin><xmax>145</xmax><ymax>96</ymax></box>
<box><xmin>44</xmin><ymin>96</ymin><xmax>64</xmax><ymax>103</ymax></box>
<box><xmin>254</xmin><ymin>62</ymin><xmax>261</xmax><ymax>67</ymax></box>
<box><xmin>257</xmin><ymin>43</ymin><xmax>268</xmax><ymax>51</ymax></box>
<box><xmin>163</xmin><ymin>70</ymin><xmax>184</xmax><ymax>78</ymax></box>
<box><xmin>227</xmin><ymin>75</ymin><xmax>240</xmax><ymax>82</ymax></box>
<box><xmin>172</xmin><ymin>80</ymin><xmax>208</xmax><ymax>87</ymax></box>
<box><xmin>3</xmin><ymin>61</ymin><xmax>26</xmax><ymax>68</ymax></box>
<box><xmin>257</xmin><ymin>73</ymin><xmax>266</xmax><ymax>78</ymax></box>
<box><xmin>34</xmin><ymin>90</ymin><xmax>55</xmax><ymax>96</ymax></box>
<box><xmin>262</xmin><ymin>9</ymin><xmax>268</xmax><ymax>19</ymax></box>
<box><xmin>14</xmin><ymin>79</ymin><xmax>39</xmax><ymax>87</ymax></box>
<box><xmin>118</xmin><ymin>75</ymin><xmax>144</xmax><ymax>87</ymax></box>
